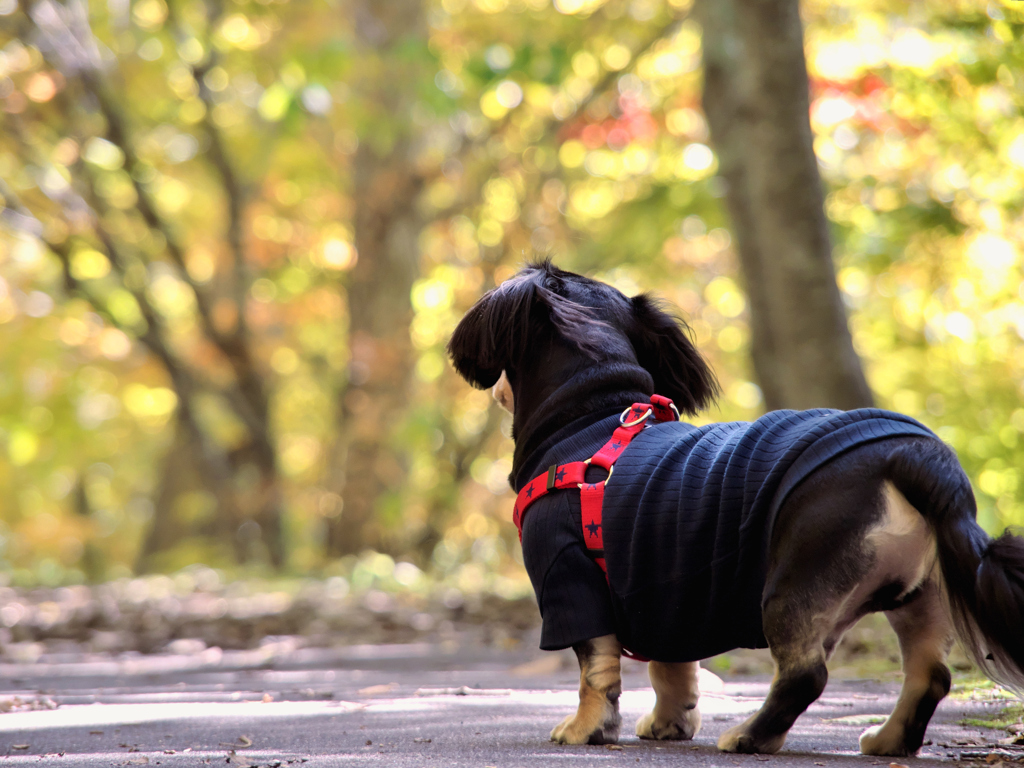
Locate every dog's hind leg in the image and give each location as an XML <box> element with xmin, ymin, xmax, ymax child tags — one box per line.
<box><xmin>859</xmin><ymin>578</ymin><xmax>953</xmax><ymax>756</ymax></box>
<box><xmin>551</xmin><ymin>634</ymin><xmax>623</xmax><ymax>745</ymax></box>
<box><xmin>635</xmin><ymin>661</ymin><xmax>702</xmax><ymax>740</ymax></box>
<box><xmin>717</xmin><ymin>620</ymin><xmax>829</xmax><ymax>755</ymax></box>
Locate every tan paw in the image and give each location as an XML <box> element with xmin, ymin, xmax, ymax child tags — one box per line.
<box><xmin>550</xmin><ymin>708</ymin><xmax>620</xmax><ymax>745</ymax></box>
<box><xmin>718</xmin><ymin>723</ymin><xmax>786</xmax><ymax>754</ymax></box>
<box><xmin>859</xmin><ymin>724</ymin><xmax>912</xmax><ymax>757</ymax></box>
<box><xmin>635</xmin><ymin>707</ymin><xmax>701</xmax><ymax>740</ymax></box>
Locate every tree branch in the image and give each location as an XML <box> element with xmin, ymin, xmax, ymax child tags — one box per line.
<box><xmin>26</xmin><ymin>0</ymin><xmax>272</xmax><ymax>425</ymax></box>
<box><xmin>168</xmin><ymin>0</ymin><xmax>252</xmax><ymax>343</ymax></box>
<box><xmin>0</xmin><ymin>175</ymin><xmax>245</xmax><ymax>534</ymax></box>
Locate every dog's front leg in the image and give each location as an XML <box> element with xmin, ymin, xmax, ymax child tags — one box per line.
<box><xmin>550</xmin><ymin>634</ymin><xmax>622</xmax><ymax>745</ymax></box>
<box><xmin>635</xmin><ymin>661</ymin><xmax>702</xmax><ymax>740</ymax></box>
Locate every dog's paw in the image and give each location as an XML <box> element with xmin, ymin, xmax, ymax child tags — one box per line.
<box><xmin>859</xmin><ymin>724</ymin><xmax>913</xmax><ymax>757</ymax></box>
<box><xmin>717</xmin><ymin>724</ymin><xmax>786</xmax><ymax>755</ymax></box>
<box><xmin>550</xmin><ymin>708</ymin><xmax>621</xmax><ymax>745</ymax></box>
<box><xmin>635</xmin><ymin>707</ymin><xmax>701</xmax><ymax>740</ymax></box>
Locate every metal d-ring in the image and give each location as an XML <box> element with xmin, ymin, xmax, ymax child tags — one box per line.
<box><xmin>578</xmin><ymin>458</ymin><xmax>613</xmax><ymax>488</ymax></box>
<box><xmin>619</xmin><ymin>406</ymin><xmax>652</xmax><ymax>428</ymax></box>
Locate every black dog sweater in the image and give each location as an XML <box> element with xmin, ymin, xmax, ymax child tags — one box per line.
<box><xmin>515</xmin><ymin>407</ymin><xmax>938</xmax><ymax>662</ymax></box>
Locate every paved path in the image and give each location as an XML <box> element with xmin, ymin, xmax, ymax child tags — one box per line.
<box><xmin>0</xmin><ymin>644</ymin><xmax>1013</xmax><ymax>767</ymax></box>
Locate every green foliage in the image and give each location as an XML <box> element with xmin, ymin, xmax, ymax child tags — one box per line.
<box><xmin>0</xmin><ymin>0</ymin><xmax>1023</xmax><ymax>586</ymax></box>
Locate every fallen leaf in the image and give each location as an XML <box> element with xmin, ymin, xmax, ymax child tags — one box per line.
<box><xmin>262</xmin><ymin>693</ymin><xmax>274</xmax><ymax>703</ymax></box>
<box><xmin>90</xmin><ymin>730</ymin><xmax>103</xmax><ymax>735</ymax></box>
<box><xmin>224</xmin><ymin>750</ymin><xmax>256</xmax><ymax>768</ymax></box>
<box><xmin>12</xmin><ymin>745</ymin><xmax>29</xmax><ymax>750</ymax></box>
<box><xmin>414</xmin><ymin>686</ymin><xmax>511</xmax><ymax>696</ymax></box>
<box><xmin>358</xmin><ymin>683</ymin><xmax>398</xmax><ymax>696</ymax></box>
<box><xmin>219</xmin><ymin>736</ymin><xmax>252</xmax><ymax>748</ymax></box>
<box><xmin>412</xmin><ymin>737</ymin><xmax>432</xmax><ymax>743</ymax></box>
<box><xmin>607</xmin><ymin>744</ymin><xmax>623</xmax><ymax>751</ymax></box>
<box><xmin>827</xmin><ymin>714</ymin><xmax>887</xmax><ymax>725</ymax></box>
<box><xmin>365</xmin><ymin>740</ymin><xmax>372</xmax><ymax>746</ymax></box>
<box><xmin>889</xmin><ymin>763</ymin><xmax>910</xmax><ymax>768</ymax></box>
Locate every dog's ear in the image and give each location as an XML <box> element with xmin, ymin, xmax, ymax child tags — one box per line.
<box><xmin>628</xmin><ymin>294</ymin><xmax>719</xmax><ymax>414</ymax></box>
<box><xmin>447</xmin><ymin>265</ymin><xmax>609</xmax><ymax>389</ymax></box>
<box><xmin>447</xmin><ymin>287</ymin><xmax>511</xmax><ymax>389</ymax></box>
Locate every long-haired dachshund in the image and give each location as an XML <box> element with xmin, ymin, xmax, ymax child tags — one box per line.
<box><xmin>447</xmin><ymin>261</ymin><xmax>1024</xmax><ymax>756</ymax></box>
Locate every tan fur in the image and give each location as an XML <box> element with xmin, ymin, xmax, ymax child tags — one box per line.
<box><xmin>819</xmin><ymin>483</ymin><xmax>938</xmax><ymax>658</ymax></box>
<box><xmin>866</xmin><ymin>482</ymin><xmax>937</xmax><ymax>599</ymax></box>
<box><xmin>636</xmin><ymin>661</ymin><xmax>702</xmax><ymax>740</ymax></box>
<box><xmin>492</xmin><ymin>370</ymin><xmax>514</xmax><ymax>414</ymax></box>
<box><xmin>719</xmin><ymin>712</ymin><xmax>789</xmax><ymax>754</ymax></box>
<box><xmin>550</xmin><ymin>634</ymin><xmax>622</xmax><ymax>744</ymax></box>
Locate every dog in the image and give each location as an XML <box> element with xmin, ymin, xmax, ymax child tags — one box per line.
<box><xmin>446</xmin><ymin>260</ymin><xmax>1024</xmax><ymax>756</ymax></box>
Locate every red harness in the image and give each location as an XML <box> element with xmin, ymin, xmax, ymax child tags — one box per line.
<box><xmin>512</xmin><ymin>395</ymin><xmax>680</xmax><ymax>661</ymax></box>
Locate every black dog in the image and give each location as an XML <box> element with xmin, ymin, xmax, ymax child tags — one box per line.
<box><xmin>447</xmin><ymin>261</ymin><xmax>1024</xmax><ymax>756</ymax></box>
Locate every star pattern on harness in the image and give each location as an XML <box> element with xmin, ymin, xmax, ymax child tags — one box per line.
<box><xmin>611</xmin><ymin>440</ymin><xmax>622</xmax><ymax>451</ymax></box>
<box><xmin>555</xmin><ymin>468</ymin><xmax>566</xmax><ymax>482</ymax></box>
<box><xmin>585</xmin><ymin>521</ymin><xmax>601</xmax><ymax>537</ymax></box>
<box><xmin>525</xmin><ymin>486</ymin><xmax>533</xmax><ymax>498</ymax></box>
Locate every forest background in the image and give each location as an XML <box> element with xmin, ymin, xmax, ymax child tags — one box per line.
<box><xmin>1</xmin><ymin>0</ymin><xmax>1023</xmax><ymax>600</ymax></box>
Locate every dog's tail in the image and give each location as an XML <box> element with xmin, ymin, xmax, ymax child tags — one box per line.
<box><xmin>886</xmin><ymin>439</ymin><xmax>1024</xmax><ymax>692</ymax></box>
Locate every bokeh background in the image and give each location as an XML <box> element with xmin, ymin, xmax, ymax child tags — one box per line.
<box><xmin>1</xmin><ymin>0</ymin><xmax>1023</xmax><ymax>605</ymax></box>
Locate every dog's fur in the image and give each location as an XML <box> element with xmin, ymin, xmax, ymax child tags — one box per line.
<box><xmin>448</xmin><ymin>261</ymin><xmax>1024</xmax><ymax>756</ymax></box>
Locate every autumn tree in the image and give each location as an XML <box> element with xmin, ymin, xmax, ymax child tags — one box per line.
<box><xmin>2</xmin><ymin>0</ymin><xmax>286</xmax><ymax>567</ymax></box>
<box><xmin>3</xmin><ymin>0</ymin><xmax>1024</xmax><ymax>586</ymax></box>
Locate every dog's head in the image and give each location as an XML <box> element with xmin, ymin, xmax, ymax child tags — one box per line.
<box><xmin>448</xmin><ymin>262</ymin><xmax>718</xmax><ymax>439</ymax></box>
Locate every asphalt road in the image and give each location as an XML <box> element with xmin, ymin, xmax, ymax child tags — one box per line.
<box><xmin>0</xmin><ymin>641</ymin><xmax>1015</xmax><ymax>767</ymax></box>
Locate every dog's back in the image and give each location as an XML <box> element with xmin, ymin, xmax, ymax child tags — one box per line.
<box><xmin>602</xmin><ymin>408</ymin><xmax>937</xmax><ymax>662</ymax></box>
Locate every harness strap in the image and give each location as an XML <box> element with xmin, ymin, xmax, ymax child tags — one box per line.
<box><xmin>513</xmin><ymin>395</ymin><xmax>681</xmax><ymax>662</ymax></box>
<box><xmin>513</xmin><ymin>401</ymin><xmax>655</xmax><ymax>540</ymax></box>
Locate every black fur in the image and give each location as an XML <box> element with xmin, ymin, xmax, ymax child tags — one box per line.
<box><xmin>448</xmin><ymin>262</ymin><xmax>1024</xmax><ymax>751</ymax></box>
<box><xmin>448</xmin><ymin>261</ymin><xmax>718</xmax><ymax>477</ymax></box>
<box><xmin>903</xmin><ymin>665</ymin><xmax>951</xmax><ymax>753</ymax></box>
<box><xmin>627</xmin><ymin>294</ymin><xmax>720</xmax><ymax>414</ymax></box>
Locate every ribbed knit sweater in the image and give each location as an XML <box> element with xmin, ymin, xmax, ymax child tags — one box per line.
<box><xmin>515</xmin><ymin>407</ymin><xmax>938</xmax><ymax>661</ymax></box>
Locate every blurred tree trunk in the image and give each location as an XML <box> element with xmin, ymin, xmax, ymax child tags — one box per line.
<box><xmin>696</xmin><ymin>0</ymin><xmax>874</xmax><ymax>411</ymax></box>
<box><xmin>326</xmin><ymin>0</ymin><xmax>426</xmax><ymax>555</ymax></box>
<box><xmin>136</xmin><ymin>423</ymin><xmax>197</xmax><ymax>574</ymax></box>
